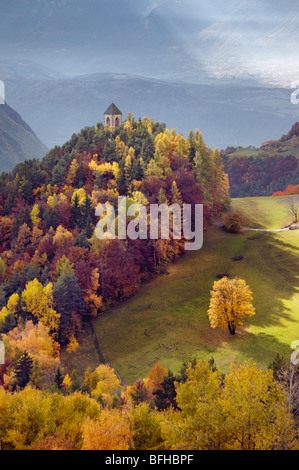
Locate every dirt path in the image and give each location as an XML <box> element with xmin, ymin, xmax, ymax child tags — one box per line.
<box><xmin>214</xmin><ymin>218</ymin><xmax>299</xmax><ymax>232</ymax></box>
<box><xmin>241</xmin><ymin>221</ymin><xmax>299</xmax><ymax>232</ymax></box>
<box><xmin>240</xmin><ymin>226</ymin><xmax>290</xmax><ymax>232</ymax></box>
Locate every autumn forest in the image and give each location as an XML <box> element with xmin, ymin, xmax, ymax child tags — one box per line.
<box><xmin>0</xmin><ymin>113</ymin><xmax>298</xmax><ymax>451</ymax></box>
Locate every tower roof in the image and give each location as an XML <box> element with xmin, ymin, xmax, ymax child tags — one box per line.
<box><xmin>104</xmin><ymin>102</ymin><xmax>122</xmax><ymax>115</ymax></box>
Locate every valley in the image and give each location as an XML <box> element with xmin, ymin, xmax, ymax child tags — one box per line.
<box><xmin>61</xmin><ymin>195</ymin><xmax>299</xmax><ymax>384</ymax></box>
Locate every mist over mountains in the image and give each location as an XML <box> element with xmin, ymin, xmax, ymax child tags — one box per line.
<box><xmin>2</xmin><ymin>65</ymin><xmax>298</xmax><ymax>151</ymax></box>
<box><xmin>1</xmin><ymin>0</ymin><xmax>299</xmax><ymax>83</ymax></box>
<box><xmin>0</xmin><ymin>1</ymin><xmax>299</xmax><ymax>157</ymax></box>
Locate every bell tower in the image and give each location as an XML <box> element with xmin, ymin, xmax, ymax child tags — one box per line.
<box><xmin>104</xmin><ymin>102</ymin><xmax>122</xmax><ymax>128</ymax></box>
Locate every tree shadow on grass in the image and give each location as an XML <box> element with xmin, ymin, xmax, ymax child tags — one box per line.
<box><xmin>204</xmin><ymin>230</ymin><xmax>299</xmax><ymax>367</ymax></box>
<box><xmin>88</xmin><ymin>227</ymin><xmax>299</xmax><ymax>380</ymax></box>
<box><xmin>232</xmin><ymin>199</ymin><xmax>272</xmax><ymax>229</ymax></box>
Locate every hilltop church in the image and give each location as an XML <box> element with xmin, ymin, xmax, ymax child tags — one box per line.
<box><xmin>104</xmin><ymin>102</ymin><xmax>122</xmax><ymax>128</ymax></box>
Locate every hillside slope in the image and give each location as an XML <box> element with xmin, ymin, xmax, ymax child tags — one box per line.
<box><xmin>0</xmin><ymin>103</ymin><xmax>48</xmax><ymax>172</ymax></box>
<box><xmin>222</xmin><ymin>122</ymin><xmax>299</xmax><ymax>197</ymax></box>
<box><xmin>87</xmin><ymin>196</ymin><xmax>299</xmax><ymax>384</ymax></box>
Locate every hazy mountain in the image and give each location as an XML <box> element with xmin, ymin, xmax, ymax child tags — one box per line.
<box><xmin>0</xmin><ymin>103</ymin><xmax>48</xmax><ymax>172</ymax></box>
<box><xmin>0</xmin><ymin>60</ymin><xmax>67</xmax><ymax>81</ymax></box>
<box><xmin>1</xmin><ymin>2</ymin><xmax>299</xmax><ymax>153</ymax></box>
<box><xmin>0</xmin><ymin>0</ymin><xmax>178</xmax><ymax>78</ymax></box>
<box><xmin>3</xmin><ymin>71</ymin><xmax>298</xmax><ymax>151</ymax></box>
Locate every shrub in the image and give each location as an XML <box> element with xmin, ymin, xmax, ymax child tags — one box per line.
<box><xmin>222</xmin><ymin>211</ymin><xmax>246</xmax><ymax>233</ymax></box>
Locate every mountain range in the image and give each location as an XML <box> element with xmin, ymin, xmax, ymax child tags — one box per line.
<box><xmin>0</xmin><ymin>103</ymin><xmax>48</xmax><ymax>173</ymax></box>
<box><xmin>2</xmin><ymin>65</ymin><xmax>298</xmax><ymax>151</ymax></box>
<box><xmin>1</xmin><ymin>1</ymin><xmax>299</xmax><ymax>163</ymax></box>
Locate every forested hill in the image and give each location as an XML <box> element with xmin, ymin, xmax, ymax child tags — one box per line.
<box><xmin>0</xmin><ymin>103</ymin><xmax>48</xmax><ymax>172</ymax></box>
<box><xmin>222</xmin><ymin>122</ymin><xmax>299</xmax><ymax>198</ymax></box>
<box><xmin>0</xmin><ymin>115</ymin><xmax>230</xmax><ymax>352</ymax></box>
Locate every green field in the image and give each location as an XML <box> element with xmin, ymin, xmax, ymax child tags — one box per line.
<box><xmin>228</xmin><ymin>148</ymin><xmax>259</xmax><ymax>158</ymax></box>
<box><xmin>232</xmin><ymin>195</ymin><xmax>296</xmax><ymax>229</ymax></box>
<box><xmin>228</xmin><ymin>138</ymin><xmax>299</xmax><ymax>159</ymax></box>
<box><xmin>63</xmin><ymin>196</ymin><xmax>299</xmax><ymax>384</ymax></box>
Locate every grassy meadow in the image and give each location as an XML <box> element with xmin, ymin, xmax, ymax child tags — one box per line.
<box><xmin>62</xmin><ymin>196</ymin><xmax>299</xmax><ymax>384</ymax></box>
<box><xmin>232</xmin><ymin>195</ymin><xmax>295</xmax><ymax>229</ymax></box>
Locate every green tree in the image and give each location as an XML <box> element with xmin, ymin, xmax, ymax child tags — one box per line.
<box><xmin>18</xmin><ymin>176</ymin><xmax>33</xmax><ymax>203</ymax></box>
<box><xmin>53</xmin><ymin>270</ymin><xmax>85</xmax><ymax>344</ymax></box>
<box><xmin>81</xmin><ymin>195</ymin><xmax>94</xmax><ymax>237</ymax></box>
<box><xmin>74</xmin><ymin>229</ymin><xmax>90</xmax><ymax>248</ymax></box>
<box><xmin>153</xmin><ymin>370</ymin><xmax>179</xmax><ymax>411</ymax></box>
<box><xmin>70</xmin><ymin>192</ymin><xmax>82</xmax><ymax>227</ymax></box>
<box><xmin>14</xmin><ymin>352</ymin><xmax>33</xmax><ymax>389</ymax></box>
<box><xmin>0</xmin><ymin>313</ymin><xmax>17</xmax><ymax>334</ymax></box>
<box><xmin>54</xmin><ymin>367</ymin><xmax>64</xmax><ymax>390</ymax></box>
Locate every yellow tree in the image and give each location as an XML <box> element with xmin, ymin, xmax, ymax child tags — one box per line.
<box><xmin>115</xmin><ymin>135</ymin><xmax>127</xmax><ymax>158</ymax></box>
<box><xmin>85</xmin><ymin>364</ymin><xmax>124</xmax><ymax>406</ymax></box>
<box><xmin>124</xmin><ymin>118</ymin><xmax>135</xmax><ymax>140</ymax></box>
<box><xmin>22</xmin><ymin>279</ymin><xmax>60</xmax><ymax>335</ymax></box>
<box><xmin>208</xmin><ymin>276</ymin><xmax>255</xmax><ymax>335</ymax></box>
<box><xmin>54</xmin><ymin>255</ymin><xmax>74</xmax><ymax>280</ymax></box>
<box><xmin>0</xmin><ymin>256</ymin><xmax>6</xmax><ymax>282</ymax></box>
<box><xmin>145</xmin><ymin>159</ymin><xmax>164</xmax><ymax>179</ymax></box>
<box><xmin>211</xmin><ymin>148</ymin><xmax>231</xmax><ymax>213</ymax></box>
<box><xmin>160</xmin><ymin>359</ymin><xmax>297</xmax><ymax>450</ymax></box>
<box><xmin>0</xmin><ymin>388</ymin><xmax>101</xmax><ymax>450</ymax></box>
<box><xmin>160</xmin><ymin>360</ymin><xmax>224</xmax><ymax>450</ymax></box>
<box><xmin>53</xmin><ymin>225</ymin><xmax>74</xmax><ymax>251</ymax></box>
<box><xmin>0</xmin><ymin>292</ymin><xmax>19</xmax><ymax>327</ymax></box>
<box><xmin>2</xmin><ymin>321</ymin><xmax>60</xmax><ymax>390</ymax></box>
<box><xmin>222</xmin><ymin>361</ymin><xmax>297</xmax><ymax>450</ymax></box>
<box><xmin>67</xmin><ymin>159</ymin><xmax>79</xmax><ymax>185</ymax></box>
<box><xmin>30</xmin><ymin>204</ymin><xmax>41</xmax><ymax>227</ymax></box>
<box><xmin>31</xmin><ymin>226</ymin><xmax>43</xmax><ymax>250</ymax></box>
<box><xmin>84</xmin><ymin>268</ymin><xmax>103</xmax><ymax>317</ymax></box>
<box><xmin>130</xmin><ymin>403</ymin><xmax>163</xmax><ymax>450</ymax></box>
<box><xmin>222</xmin><ymin>211</ymin><xmax>246</xmax><ymax>233</ymax></box>
<box><xmin>81</xmin><ymin>410</ymin><xmax>133</xmax><ymax>450</ymax></box>
<box><xmin>154</xmin><ymin>129</ymin><xmax>189</xmax><ymax>162</ymax></box>
<box><xmin>71</xmin><ymin>188</ymin><xmax>87</xmax><ymax>206</ymax></box>
<box><xmin>0</xmin><ymin>388</ymin><xmax>56</xmax><ymax>449</ymax></box>
<box><xmin>145</xmin><ymin>362</ymin><xmax>168</xmax><ymax>393</ymax></box>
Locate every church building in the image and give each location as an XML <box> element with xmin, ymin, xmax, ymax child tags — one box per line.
<box><xmin>104</xmin><ymin>102</ymin><xmax>122</xmax><ymax>128</ymax></box>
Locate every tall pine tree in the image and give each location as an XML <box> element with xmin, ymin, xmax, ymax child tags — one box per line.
<box><xmin>14</xmin><ymin>351</ymin><xmax>33</xmax><ymax>389</ymax></box>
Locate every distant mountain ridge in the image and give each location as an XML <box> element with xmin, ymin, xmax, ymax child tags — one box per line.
<box><xmin>0</xmin><ymin>59</ymin><xmax>67</xmax><ymax>81</ymax></box>
<box><xmin>0</xmin><ymin>103</ymin><xmax>48</xmax><ymax>172</ymax></box>
<box><xmin>3</xmin><ymin>70</ymin><xmax>298</xmax><ymax>150</ymax></box>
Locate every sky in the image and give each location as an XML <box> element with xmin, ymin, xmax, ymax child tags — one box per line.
<box><xmin>1</xmin><ymin>0</ymin><xmax>299</xmax><ymax>150</ymax></box>
<box><xmin>0</xmin><ymin>0</ymin><xmax>299</xmax><ymax>84</ymax></box>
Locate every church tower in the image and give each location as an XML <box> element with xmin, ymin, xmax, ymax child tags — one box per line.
<box><xmin>104</xmin><ymin>102</ymin><xmax>122</xmax><ymax>128</ymax></box>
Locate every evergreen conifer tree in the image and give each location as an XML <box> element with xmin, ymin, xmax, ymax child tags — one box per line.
<box><xmin>14</xmin><ymin>351</ymin><xmax>33</xmax><ymax>389</ymax></box>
